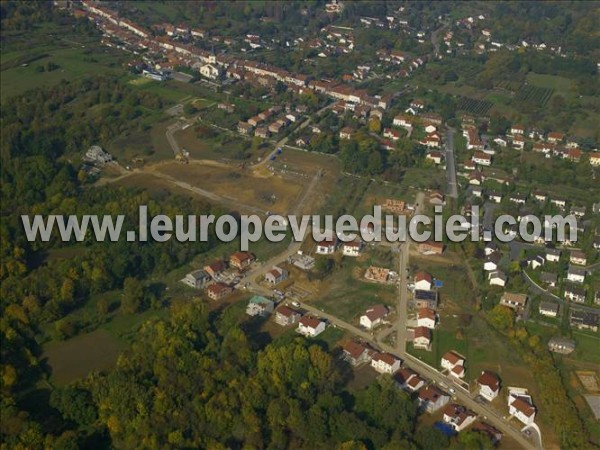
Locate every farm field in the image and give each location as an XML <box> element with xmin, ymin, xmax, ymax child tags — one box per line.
<box><xmin>456</xmin><ymin>96</ymin><xmax>493</xmax><ymax>116</ymax></box>
<box><xmin>514</xmin><ymin>84</ymin><xmax>554</xmax><ymax>107</ymax></box>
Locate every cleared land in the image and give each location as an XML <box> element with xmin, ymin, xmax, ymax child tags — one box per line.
<box><xmin>43</xmin><ymin>329</ymin><xmax>125</xmax><ymax>384</ymax></box>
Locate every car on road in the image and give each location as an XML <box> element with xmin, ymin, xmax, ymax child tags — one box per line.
<box><xmin>291</xmin><ymin>301</ymin><xmax>300</xmax><ymax>308</ymax></box>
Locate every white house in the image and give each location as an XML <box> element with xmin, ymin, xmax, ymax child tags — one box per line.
<box><xmin>370</xmin><ymin>352</ymin><xmax>401</xmax><ymax>374</ymax></box>
<box><xmin>199</xmin><ymin>63</ymin><xmax>220</xmax><ymax>80</ymax></box>
<box><xmin>539</xmin><ymin>301</ymin><xmax>559</xmax><ymax>317</ymax></box>
<box><xmin>316</xmin><ymin>238</ymin><xmax>337</xmax><ymax>255</ymax></box>
<box><xmin>414</xmin><ymin>272</ymin><xmax>433</xmax><ymax>291</ymax></box>
<box><xmin>297</xmin><ymin>316</ymin><xmax>326</xmax><ymax>337</ymax></box>
<box><xmin>441</xmin><ymin>351</ymin><xmax>465</xmax><ymax>373</ymax></box>
<box><xmin>484</xmin><ymin>253</ymin><xmax>500</xmax><ymax>271</ymax></box>
<box><xmin>477</xmin><ymin>371</ymin><xmax>500</xmax><ymax>401</ymax></box>
<box><xmin>508</xmin><ymin>388</ymin><xmax>536</xmax><ymax>425</ymax></box>
<box><xmin>413</xmin><ymin>326</ymin><xmax>432</xmax><ymax>350</ymax></box>
<box><xmin>419</xmin><ymin>386</ymin><xmax>450</xmax><ymax>413</ymax></box>
<box><xmin>545</xmin><ymin>248</ymin><xmax>561</xmax><ymax>262</ymax></box>
<box><xmin>488</xmin><ymin>270</ymin><xmax>507</xmax><ymax>287</ymax></box>
<box><xmin>567</xmin><ymin>266</ymin><xmax>586</xmax><ymax>283</ymax></box>
<box><xmin>360</xmin><ymin>305</ymin><xmax>389</xmax><ymax>330</ymax></box>
<box><xmin>342</xmin><ymin>241</ymin><xmax>362</xmax><ymax>257</ymax></box>
<box><xmin>442</xmin><ymin>404</ymin><xmax>477</xmax><ymax>432</ymax></box>
<box><xmin>417</xmin><ymin>308</ymin><xmax>436</xmax><ymax>329</ymax></box>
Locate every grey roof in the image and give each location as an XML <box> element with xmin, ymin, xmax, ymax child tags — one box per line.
<box><xmin>540</xmin><ymin>272</ymin><xmax>557</xmax><ymax>283</ymax></box>
<box><xmin>539</xmin><ymin>301</ymin><xmax>559</xmax><ymax>313</ymax></box>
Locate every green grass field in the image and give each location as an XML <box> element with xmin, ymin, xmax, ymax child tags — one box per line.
<box><xmin>1</xmin><ymin>25</ymin><xmax>128</xmax><ymax>99</ymax></box>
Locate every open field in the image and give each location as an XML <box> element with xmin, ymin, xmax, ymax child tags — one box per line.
<box><xmin>42</xmin><ymin>329</ymin><xmax>125</xmax><ymax>385</ymax></box>
<box><xmin>311</xmin><ymin>249</ymin><xmax>399</xmax><ymax>323</ymax></box>
<box><xmin>1</xmin><ymin>22</ymin><xmax>129</xmax><ymax>99</ymax></box>
<box><xmin>155</xmin><ymin>161</ymin><xmax>304</xmax><ymax>215</ymax></box>
<box><xmin>105</xmin><ymin>118</ymin><xmax>176</xmax><ymax>164</ymax></box>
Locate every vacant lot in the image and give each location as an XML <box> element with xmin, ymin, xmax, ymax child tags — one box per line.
<box><xmin>312</xmin><ymin>249</ymin><xmax>398</xmax><ymax>324</ymax></box>
<box><xmin>43</xmin><ymin>329</ymin><xmax>125</xmax><ymax>384</ymax></box>
<box><xmin>155</xmin><ymin>161</ymin><xmax>304</xmax><ymax>215</ymax></box>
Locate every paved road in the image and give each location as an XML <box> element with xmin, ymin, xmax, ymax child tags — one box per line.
<box><xmin>293</xmin><ymin>301</ymin><xmax>536</xmax><ymax>450</ymax></box>
<box><xmin>395</xmin><ymin>191</ymin><xmax>426</xmax><ymax>352</ymax></box>
<box><xmin>255</xmin><ymin>102</ymin><xmax>334</xmax><ymax>167</ymax></box>
<box><xmin>445</xmin><ymin>127</ymin><xmax>458</xmax><ymax>198</ymax></box>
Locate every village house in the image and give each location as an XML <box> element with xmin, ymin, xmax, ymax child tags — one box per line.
<box><xmin>567</xmin><ymin>266</ymin><xmax>586</xmax><ymax>283</ymax></box>
<box><xmin>342</xmin><ymin>241</ymin><xmax>363</xmax><ymax>257</ymax></box>
<box><xmin>342</xmin><ymin>340</ymin><xmax>373</xmax><ymax>366</ymax></box>
<box><xmin>199</xmin><ymin>63</ymin><xmax>220</xmax><ymax>79</ymax></box>
<box><xmin>255</xmin><ymin>127</ymin><xmax>270</xmax><ymax>139</ymax></box>
<box><xmin>442</xmin><ymin>404</ymin><xmax>477</xmax><ymax>432</ymax></box>
<box><xmin>371</xmin><ymin>352</ymin><xmax>401</xmax><ymax>374</ymax></box>
<box><xmin>547</xmin><ymin>336</ymin><xmax>576</xmax><ymax>355</ymax></box>
<box><xmin>499</xmin><ymin>292</ymin><xmax>528</xmax><ymax>310</ymax></box>
<box><xmin>570</xmin><ymin>206</ymin><xmax>586</xmax><ymax>218</ymax></box>
<box><xmin>393</xmin><ymin>114</ymin><xmax>413</xmax><ymax>128</ymax></box>
<box><xmin>339</xmin><ymin>126</ymin><xmax>354</xmax><ymax>140</ymax></box>
<box><xmin>230</xmin><ymin>251</ymin><xmax>255</xmax><ymax>270</ymax></box>
<box><xmin>265</xmin><ymin>266</ymin><xmax>288</xmax><ymax>284</ymax></box>
<box><xmin>483</xmin><ymin>252</ymin><xmax>500</xmax><ymax>272</ymax></box>
<box><xmin>488</xmin><ymin>270</ymin><xmax>507</xmax><ymax>287</ymax></box>
<box><xmin>426</xmin><ymin>151</ymin><xmax>443</xmax><ymax>164</ymax></box>
<box><xmin>246</xmin><ymin>295</ymin><xmax>274</xmax><ymax>317</ymax></box>
<box><xmin>429</xmin><ymin>191</ymin><xmax>445</xmax><ymax>205</ymax></box>
<box><xmin>570</xmin><ymin>311</ymin><xmax>598</xmax><ymax>332</ymax></box>
<box><xmin>510</xmin><ymin>124</ymin><xmax>525</xmax><ymax>135</ymax></box>
<box><xmin>274</xmin><ymin>305</ymin><xmax>301</xmax><ymax>326</ymax></box>
<box><xmin>418</xmin><ymin>386</ymin><xmax>450</xmax><ymax>413</ymax></box>
<box><xmin>395</xmin><ymin>368</ymin><xmax>425</xmax><ymax>392</ymax></box>
<box><xmin>527</xmin><ymin>254</ymin><xmax>545</xmax><ymax>270</ymax></box>
<box><xmin>465</xmin><ymin>161</ymin><xmax>477</xmax><ymax>172</ymax></box>
<box><xmin>238</xmin><ymin>122</ymin><xmax>254</xmax><ymax>134</ymax></box>
<box><xmin>477</xmin><ymin>371</ymin><xmax>501</xmax><ymax>401</ymax></box>
<box><xmin>539</xmin><ymin>301</ymin><xmax>559</xmax><ymax>318</ymax></box>
<box><xmin>570</xmin><ymin>250</ymin><xmax>587</xmax><ymax>266</ymax></box>
<box><xmin>589</xmin><ymin>152</ymin><xmax>600</xmax><ymax>166</ymax></box>
<box><xmin>316</xmin><ymin>238</ymin><xmax>337</xmax><ymax>255</ymax></box>
<box><xmin>545</xmin><ymin>248</ymin><xmax>561</xmax><ymax>262</ymax></box>
<box><xmin>441</xmin><ymin>351</ymin><xmax>466</xmax><ymax>378</ymax></box>
<box><xmin>414</xmin><ymin>272</ymin><xmax>433</xmax><ymax>291</ymax></box>
<box><xmin>508</xmin><ymin>388</ymin><xmax>536</xmax><ymax>425</ymax></box>
<box><xmin>413</xmin><ymin>326</ymin><xmax>432</xmax><ymax>350</ymax></box>
<box><xmin>512</xmin><ymin>135</ymin><xmax>525</xmax><ymax>150</ymax></box>
<box><xmin>472</xmin><ymin>151</ymin><xmax>491</xmax><ymax>166</ymax></box>
<box><xmin>206</xmin><ymin>282</ymin><xmax>233</xmax><ymax>301</ymax></box>
<box><xmin>547</xmin><ymin>131</ymin><xmax>565</xmax><ymax>143</ymax></box>
<box><xmin>360</xmin><ymin>305</ymin><xmax>389</xmax><ymax>330</ymax></box>
<box><xmin>414</xmin><ymin>290</ymin><xmax>438</xmax><ymax>310</ymax></box>
<box><xmin>297</xmin><ymin>316</ymin><xmax>327</xmax><ymax>337</ymax></box>
<box><xmin>417</xmin><ymin>308</ymin><xmax>437</xmax><ymax>329</ymax></box>
<box><xmin>204</xmin><ymin>260</ymin><xmax>227</xmax><ymax>279</ymax></box>
<box><xmin>540</xmin><ymin>272</ymin><xmax>558</xmax><ymax>287</ymax></box>
<box><xmin>181</xmin><ymin>269</ymin><xmax>211</xmax><ymax>289</ymax></box>
<box><xmin>383</xmin><ymin>128</ymin><xmax>402</xmax><ymax>141</ymax></box>
<box><xmin>489</xmin><ymin>192</ymin><xmax>504</xmax><ymax>203</ymax></box>
<box><xmin>564</xmin><ymin>285</ymin><xmax>586</xmax><ymax>303</ymax></box>
<box><xmin>418</xmin><ymin>241</ymin><xmax>444</xmax><ymax>255</ymax></box>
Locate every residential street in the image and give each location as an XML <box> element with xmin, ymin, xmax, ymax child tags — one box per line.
<box><xmin>445</xmin><ymin>127</ymin><xmax>458</xmax><ymax>198</ymax></box>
